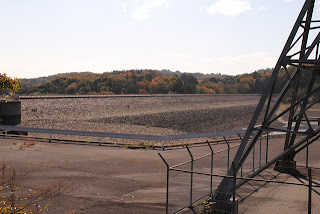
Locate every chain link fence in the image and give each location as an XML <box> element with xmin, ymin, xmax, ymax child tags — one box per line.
<box><xmin>159</xmin><ymin>138</ymin><xmax>320</xmax><ymax>214</ymax></box>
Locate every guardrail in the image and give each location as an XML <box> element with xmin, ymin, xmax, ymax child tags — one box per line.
<box><xmin>0</xmin><ymin>125</ymin><xmax>246</xmax><ymax>149</ymax></box>
<box><xmin>161</xmin><ymin>130</ymin><xmax>246</xmax><ymax>141</ymax></box>
<box><xmin>0</xmin><ymin>125</ymin><xmax>158</xmax><ymax>140</ymax></box>
<box><xmin>1</xmin><ymin>125</ymin><xmax>317</xmax><ymax>149</ymax></box>
<box><xmin>18</xmin><ymin>94</ymin><xmax>261</xmax><ymax>100</ymax></box>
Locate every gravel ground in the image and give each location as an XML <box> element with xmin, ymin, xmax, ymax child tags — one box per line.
<box><xmin>97</xmin><ymin>105</ymin><xmax>258</xmax><ymax>133</ymax></box>
<box><xmin>278</xmin><ymin>103</ymin><xmax>320</xmax><ymax>124</ymax></box>
<box><xmin>21</xmin><ymin>95</ymin><xmax>260</xmax><ymax>132</ymax></box>
<box><xmin>20</xmin><ymin>95</ymin><xmax>267</xmax><ymax>144</ymax></box>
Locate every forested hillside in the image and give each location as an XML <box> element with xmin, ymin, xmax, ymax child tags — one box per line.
<box><xmin>19</xmin><ymin>67</ymin><xmax>319</xmax><ymax>101</ymax></box>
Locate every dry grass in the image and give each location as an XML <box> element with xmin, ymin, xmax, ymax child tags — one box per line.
<box><xmin>0</xmin><ymin>163</ymin><xmax>82</xmax><ymax>213</ymax></box>
<box><xmin>19</xmin><ymin>137</ymin><xmax>37</xmax><ymax>150</ymax></box>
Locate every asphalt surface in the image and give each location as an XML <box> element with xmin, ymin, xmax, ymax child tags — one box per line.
<box><xmin>1</xmin><ymin>136</ymin><xmax>320</xmax><ymax>214</ymax></box>
<box><xmin>0</xmin><ymin>137</ymin><xmax>229</xmax><ymax>214</ymax></box>
<box><xmin>0</xmin><ymin>137</ymin><xmax>169</xmax><ymax>214</ymax></box>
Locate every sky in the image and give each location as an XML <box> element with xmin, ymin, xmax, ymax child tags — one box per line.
<box><xmin>0</xmin><ymin>0</ymin><xmax>317</xmax><ymax>79</ymax></box>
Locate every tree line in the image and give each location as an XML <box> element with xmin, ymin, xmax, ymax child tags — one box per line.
<box><xmin>19</xmin><ymin>68</ymin><xmax>320</xmax><ymax>101</ymax></box>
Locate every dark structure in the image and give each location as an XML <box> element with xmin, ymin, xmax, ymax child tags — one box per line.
<box><xmin>214</xmin><ymin>0</ymin><xmax>320</xmax><ymax>207</ymax></box>
<box><xmin>0</xmin><ymin>101</ymin><xmax>21</xmax><ymax>125</ymax></box>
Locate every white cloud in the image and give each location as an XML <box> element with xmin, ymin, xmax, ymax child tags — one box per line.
<box><xmin>284</xmin><ymin>0</ymin><xmax>295</xmax><ymax>2</ymax></box>
<box><xmin>122</xmin><ymin>2</ymin><xmax>128</xmax><ymax>14</ymax></box>
<box><xmin>132</xmin><ymin>0</ymin><xmax>171</xmax><ymax>21</ymax></box>
<box><xmin>167</xmin><ymin>52</ymin><xmax>192</xmax><ymax>59</ymax></box>
<box><xmin>256</xmin><ymin>6</ymin><xmax>268</xmax><ymax>12</ymax></box>
<box><xmin>207</xmin><ymin>0</ymin><xmax>251</xmax><ymax>17</ymax></box>
<box><xmin>219</xmin><ymin>52</ymin><xmax>276</xmax><ymax>68</ymax></box>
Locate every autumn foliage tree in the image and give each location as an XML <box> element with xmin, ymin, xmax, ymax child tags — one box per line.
<box><xmin>19</xmin><ymin>68</ymin><xmax>282</xmax><ymax>96</ymax></box>
<box><xmin>0</xmin><ymin>73</ymin><xmax>21</xmax><ymax>94</ymax></box>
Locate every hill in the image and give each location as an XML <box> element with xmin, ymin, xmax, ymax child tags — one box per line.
<box><xmin>18</xmin><ymin>68</ymin><xmax>290</xmax><ymax>96</ymax></box>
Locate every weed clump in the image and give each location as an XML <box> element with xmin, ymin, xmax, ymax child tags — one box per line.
<box><xmin>0</xmin><ymin>163</ymin><xmax>78</xmax><ymax>213</ymax></box>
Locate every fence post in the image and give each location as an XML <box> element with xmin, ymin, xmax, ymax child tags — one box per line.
<box><xmin>49</xmin><ymin>135</ymin><xmax>52</xmax><ymax>142</ymax></box>
<box><xmin>158</xmin><ymin>153</ymin><xmax>169</xmax><ymax>214</ymax></box>
<box><xmin>306</xmin><ymin>140</ymin><xmax>309</xmax><ymax>168</ymax></box>
<box><xmin>208</xmin><ymin>141</ymin><xmax>214</xmax><ymax>195</ymax></box>
<box><xmin>152</xmin><ymin>141</ymin><xmax>155</xmax><ymax>150</ymax></box>
<box><xmin>99</xmin><ymin>138</ymin><xmax>101</xmax><ymax>146</ymax></box>
<box><xmin>162</xmin><ymin>141</ymin><xmax>165</xmax><ymax>150</ymax></box>
<box><xmin>253</xmin><ymin>144</ymin><xmax>255</xmax><ymax>171</ymax></box>
<box><xmin>4</xmin><ymin>130</ymin><xmax>7</xmax><ymax>138</ymax></box>
<box><xmin>186</xmin><ymin>146</ymin><xmax>194</xmax><ymax>209</ymax></box>
<box><xmin>232</xmin><ymin>162</ymin><xmax>236</xmax><ymax>214</ymax></box>
<box><xmin>181</xmin><ymin>139</ymin><xmax>184</xmax><ymax>148</ymax></box>
<box><xmin>266</xmin><ymin>132</ymin><xmax>269</xmax><ymax>163</ymax></box>
<box><xmin>223</xmin><ymin>136</ymin><xmax>230</xmax><ymax>170</ymax></box>
<box><xmin>259</xmin><ymin>136</ymin><xmax>262</xmax><ymax>167</ymax></box>
<box><xmin>308</xmin><ymin>167</ymin><xmax>312</xmax><ymax>214</ymax></box>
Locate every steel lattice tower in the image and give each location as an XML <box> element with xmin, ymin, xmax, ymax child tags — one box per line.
<box><xmin>214</xmin><ymin>0</ymin><xmax>320</xmax><ymax>203</ymax></box>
